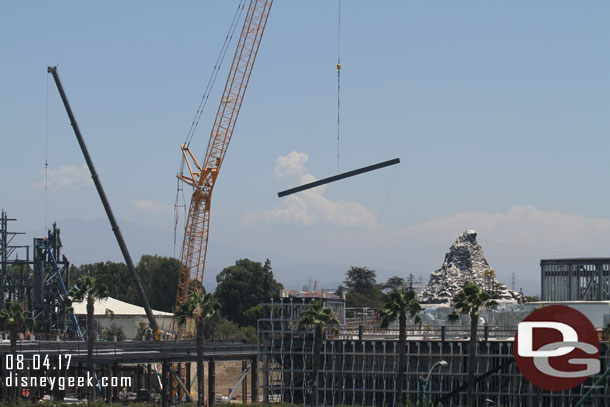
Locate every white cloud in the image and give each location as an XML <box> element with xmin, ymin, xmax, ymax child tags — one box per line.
<box><xmin>254</xmin><ymin>152</ymin><xmax>381</xmax><ymax>229</ymax></box>
<box><xmin>130</xmin><ymin>200</ymin><xmax>173</xmax><ymax>214</ymax></box>
<box><xmin>400</xmin><ymin>205</ymin><xmax>610</xmax><ymax>255</ymax></box>
<box><xmin>34</xmin><ymin>165</ymin><xmax>91</xmax><ymax>190</ymax></box>
<box><xmin>237</xmin><ymin>204</ymin><xmax>610</xmax><ymax>294</ymax></box>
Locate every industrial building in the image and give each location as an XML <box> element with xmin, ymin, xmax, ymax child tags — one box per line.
<box><xmin>541</xmin><ymin>258</ymin><xmax>610</xmax><ymax>301</ymax></box>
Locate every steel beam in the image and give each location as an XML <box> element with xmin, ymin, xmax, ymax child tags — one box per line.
<box><xmin>277</xmin><ymin>158</ymin><xmax>400</xmax><ymax>197</ymax></box>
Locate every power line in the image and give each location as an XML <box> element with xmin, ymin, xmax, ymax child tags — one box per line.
<box><xmin>184</xmin><ymin>0</ymin><xmax>247</xmax><ymax>147</ymax></box>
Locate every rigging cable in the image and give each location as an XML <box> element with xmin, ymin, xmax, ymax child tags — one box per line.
<box><xmin>336</xmin><ymin>0</ymin><xmax>341</xmax><ymax>173</ymax></box>
<box><xmin>379</xmin><ymin>165</ymin><xmax>397</xmax><ymax>223</ymax></box>
<box><xmin>183</xmin><ymin>0</ymin><xmax>247</xmax><ymax>147</ymax></box>
<box><xmin>174</xmin><ymin>0</ymin><xmax>247</xmax><ymax>254</ymax></box>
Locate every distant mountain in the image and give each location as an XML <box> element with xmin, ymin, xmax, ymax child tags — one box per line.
<box><xmin>24</xmin><ymin>218</ymin><xmax>542</xmax><ymax>296</ymax></box>
<box><xmin>45</xmin><ymin>217</ymin><xmax>176</xmax><ymax>265</ymax></box>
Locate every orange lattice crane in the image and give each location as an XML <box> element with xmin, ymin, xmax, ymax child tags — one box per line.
<box><xmin>175</xmin><ymin>0</ymin><xmax>273</xmax><ymax>335</ymax></box>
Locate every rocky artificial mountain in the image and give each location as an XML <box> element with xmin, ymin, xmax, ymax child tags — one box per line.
<box><xmin>417</xmin><ymin>230</ymin><xmax>524</xmax><ymax>304</ymax></box>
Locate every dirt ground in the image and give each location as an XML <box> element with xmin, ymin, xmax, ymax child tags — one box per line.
<box><xmin>190</xmin><ymin>361</ymin><xmax>262</xmax><ymax>403</ymax></box>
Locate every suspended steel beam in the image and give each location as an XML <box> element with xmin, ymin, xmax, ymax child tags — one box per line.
<box><xmin>277</xmin><ymin>157</ymin><xmax>400</xmax><ymax>198</ymax></box>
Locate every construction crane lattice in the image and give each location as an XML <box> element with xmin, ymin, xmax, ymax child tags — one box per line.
<box><xmin>175</xmin><ymin>0</ymin><xmax>273</xmax><ymax>335</ymax></box>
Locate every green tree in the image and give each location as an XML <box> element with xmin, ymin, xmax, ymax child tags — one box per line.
<box><xmin>298</xmin><ymin>301</ymin><xmax>339</xmax><ymax>406</ymax></box>
<box><xmin>66</xmin><ymin>272</ymin><xmax>110</xmax><ymax>401</ymax></box>
<box><xmin>175</xmin><ymin>289</ymin><xmax>219</xmax><ymax>407</ymax></box>
<box><xmin>201</xmin><ymin>314</ymin><xmax>258</xmax><ymax>344</ymax></box>
<box><xmin>4</xmin><ymin>263</ymin><xmax>33</xmax><ymax>304</ymax></box>
<box><xmin>135</xmin><ymin>320</ymin><xmax>151</xmax><ymax>341</ymax></box>
<box><xmin>344</xmin><ymin>266</ymin><xmax>383</xmax><ymax>308</ymax></box>
<box><xmin>380</xmin><ymin>287</ymin><xmax>421</xmax><ymax>407</ymax></box>
<box><xmin>382</xmin><ymin>276</ymin><xmax>406</xmax><ymax>294</ymax></box>
<box><xmin>215</xmin><ymin>258</ymin><xmax>282</xmax><ymax>326</ymax></box>
<box><xmin>136</xmin><ymin>255</ymin><xmax>180</xmax><ymax>312</ymax></box>
<box><xmin>102</xmin><ymin>323</ymin><xmax>126</xmax><ymax>341</ymax></box>
<box><xmin>448</xmin><ymin>281</ymin><xmax>498</xmax><ymax>406</ymax></box>
<box><xmin>0</xmin><ymin>299</ymin><xmax>34</xmax><ymax>403</ymax></box>
<box><xmin>79</xmin><ymin>255</ymin><xmax>180</xmax><ymax>313</ymax></box>
<box><xmin>79</xmin><ymin>261</ymin><xmax>137</xmax><ymax>304</ymax></box>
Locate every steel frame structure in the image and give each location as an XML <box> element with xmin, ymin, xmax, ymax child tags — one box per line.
<box><xmin>0</xmin><ymin>211</ymin><xmax>75</xmax><ymax>336</ymax></box>
<box><xmin>0</xmin><ymin>210</ymin><xmax>31</xmax><ymax>310</ymax></box>
<box><xmin>32</xmin><ymin>222</ymin><xmax>72</xmax><ymax>334</ymax></box>
<box><xmin>541</xmin><ymin>258</ymin><xmax>610</xmax><ymax>301</ymax></box>
<box><xmin>258</xmin><ymin>298</ymin><xmax>610</xmax><ymax>407</ymax></box>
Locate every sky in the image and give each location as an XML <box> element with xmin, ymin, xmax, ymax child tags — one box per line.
<box><xmin>1</xmin><ymin>1</ymin><xmax>609</xmax><ymax>295</ymax></box>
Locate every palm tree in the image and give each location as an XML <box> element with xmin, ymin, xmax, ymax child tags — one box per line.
<box><xmin>380</xmin><ymin>287</ymin><xmax>421</xmax><ymax>407</ymax></box>
<box><xmin>448</xmin><ymin>281</ymin><xmax>498</xmax><ymax>406</ymax></box>
<box><xmin>67</xmin><ymin>272</ymin><xmax>110</xmax><ymax>401</ymax></box>
<box><xmin>298</xmin><ymin>300</ymin><xmax>339</xmax><ymax>406</ymax></box>
<box><xmin>0</xmin><ymin>299</ymin><xmax>34</xmax><ymax>402</ymax></box>
<box><xmin>175</xmin><ymin>288</ymin><xmax>219</xmax><ymax>407</ymax></box>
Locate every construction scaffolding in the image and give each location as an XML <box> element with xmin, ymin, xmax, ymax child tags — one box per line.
<box><xmin>0</xmin><ymin>210</ymin><xmax>31</xmax><ymax>310</ymax></box>
<box><xmin>541</xmin><ymin>258</ymin><xmax>610</xmax><ymax>301</ymax></box>
<box><xmin>258</xmin><ymin>298</ymin><xmax>610</xmax><ymax>407</ymax></box>
<box><xmin>0</xmin><ymin>211</ymin><xmax>74</xmax><ymax>336</ymax></box>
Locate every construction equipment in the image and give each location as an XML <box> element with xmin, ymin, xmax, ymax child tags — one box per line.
<box><xmin>175</xmin><ymin>0</ymin><xmax>273</xmax><ymax>333</ymax></box>
<box><xmin>47</xmin><ymin>66</ymin><xmax>160</xmax><ymax>337</ymax></box>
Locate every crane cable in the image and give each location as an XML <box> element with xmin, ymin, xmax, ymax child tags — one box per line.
<box><xmin>175</xmin><ymin>0</ymin><xmax>247</xmax><ymax>253</ymax></box>
<box><xmin>183</xmin><ymin>0</ymin><xmax>247</xmax><ymax>148</ymax></box>
<box><xmin>337</xmin><ymin>0</ymin><xmax>341</xmax><ymax>173</ymax></box>
<box><xmin>44</xmin><ymin>72</ymin><xmax>49</xmax><ymax>233</ymax></box>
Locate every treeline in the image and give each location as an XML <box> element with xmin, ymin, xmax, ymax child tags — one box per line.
<box><xmin>78</xmin><ymin>256</ymin><xmax>283</xmax><ymax>343</ymax></box>
<box><xmin>340</xmin><ymin>266</ymin><xmax>417</xmax><ymax>308</ymax></box>
<box><xmin>78</xmin><ymin>256</ymin><xmax>417</xmax><ymax>342</ymax></box>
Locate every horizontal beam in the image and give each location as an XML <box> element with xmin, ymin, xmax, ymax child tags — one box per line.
<box><xmin>278</xmin><ymin>158</ymin><xmax>400</xmax><ymax>198</ymax></box>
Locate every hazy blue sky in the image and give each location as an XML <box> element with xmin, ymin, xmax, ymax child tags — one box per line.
<box><xmin>2</xmin><ymin>1</ymin><xmax>609</xmax><ymax>294</ymax></box>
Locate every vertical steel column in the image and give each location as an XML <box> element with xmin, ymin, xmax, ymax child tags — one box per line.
<box><xmin>146</xmin><ymin>364</ymin><xmax>151</xmax><ymax>396</ymax></box>
<box><xmin>161</xmin><ymin>361</ymin><xmax>169</xmax><ymax>407</ymax></box>
<box><xmin>251</xmin><ymin>356</ymin><xmax>258</xmax><ymax>403</ymax></box>
<box><xmin>208</xmin><ymin>358</ymin><xmax>215</xmax><ymax>407</ymax></box>
<box><xmin>177</xmin><ymin>363</ymin><xmax>182</xmax><ymax>401</ymax></box>
<box><xmin>0</xmin><ymin>352</ymin><xmax>5</xmax><ymax>401</ymax></box>
<box><xmin>112</xmin><ymin>361</ymin><xmax>119</xmax><ymax>401</ymax></box>
<box><xmin>242</xmin><ymin>360</ymin><xmax>248</xmax><ymax>403</ymax></box>
<box><xmin>186</xmin><ymin>362</ymin><xmax>191</xmax><ymax>400</ymax></box>
<box><xmin>0</xmin><ymin>211</ymin><xmax>7</xmax><ymax>311</ymax></box>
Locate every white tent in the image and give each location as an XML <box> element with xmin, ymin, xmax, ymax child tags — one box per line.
<box><xmin>71</xmin><ymin>296</ymin><xmax>173</xmax><ymax>339</ymax></box>
<box><xmin>71</xmin><ymin>296</ymin><xmax>172</xmax><ymax>317</ymax></box>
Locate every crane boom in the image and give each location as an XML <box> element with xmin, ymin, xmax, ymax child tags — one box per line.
<box><xmin>175</xmin><ymin>0</ymin><xmax>273</xmax><ymax>322</ymax></box>
<box><xmin>47</xmin><ymin>66</ymin><xmax>160</xmax><ymax>335</ymax></box>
